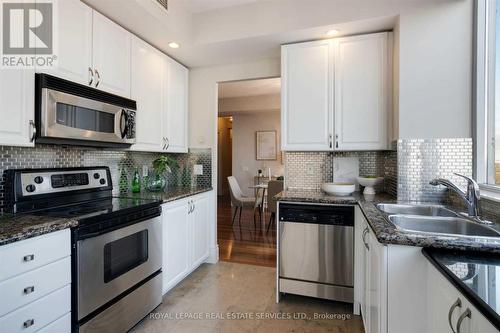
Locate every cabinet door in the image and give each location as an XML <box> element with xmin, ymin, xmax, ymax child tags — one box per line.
<box><xmin>366</xmin><ymin>230</ymin><xmax>387</xmax><ymax>333</ymax></box>
<box><xmin>426</xmin><ymin>263</ymin><xmax>466</xmax><ymax>333</ymax></box>
<box><xmin>164</xmin><ymin>57</ymin><xmax>188</xmax><ymax>153</ymax></box>
<box><xmin>162</xmin><ymin>200</ymin><xmax>190</xmax><ymax>294</ymax></box>
<box><xmin>427</xmin><ymin>264</ymin><xmax>499</xmax><ymax>333</ymax></box>
<box><xmin>334</xmin><ymin>32</ymin><xmax>390</xmax><ymax>151</ymax></box>
<box><xmin>190</xmin><ymin>194</ymin><xmax>209</xmax><ymax>266</ymax></box>
<box><xmin>0</xmin><ymin>69</ymin><xmax>35</xmax><ymax>147</ymax></box>
<box><xmin>130</xmin><ymin>37</ymin><xmax>164</xmax><ymax>152</ymax></box>
<box><xmin>38</xmin><ymin>0</ymin><xmax>92</xmax><ymax>85</ymax></box>
<box><xmin>354</xmin><ymin>207</ymin><xmax>367</xmax><ymax>317</ymax></box>
<box><xmin>92</xmin><ymin>11</ymin><xmax>131</xmax><ymax>97</ymax></box>
<box><xmin>281</xmin><ymin>40</ymin><xmax>333</xmax><ymax>151</ymax></box>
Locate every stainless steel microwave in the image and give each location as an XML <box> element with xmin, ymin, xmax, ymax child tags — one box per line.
<box><xmin>35</xmin><ymin>74</ymin><xmax>136</xmax><ymax>147</ymax></box>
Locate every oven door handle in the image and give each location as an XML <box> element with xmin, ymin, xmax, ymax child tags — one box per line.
<box><xmin>119</xmin><ymin>109</ymin><xmax>128</xmax><ymax>139</ymax></box>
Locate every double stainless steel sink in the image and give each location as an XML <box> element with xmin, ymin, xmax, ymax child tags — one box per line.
<box><xmin>376</xmin><ymin>203</ymin><xmax>500</xmax><ymax>238</ymax></box>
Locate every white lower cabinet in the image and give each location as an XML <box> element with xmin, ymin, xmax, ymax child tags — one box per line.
<box><xmin>0</xmin><ymin>230</ymin><xmax>71</xmax><ymax>333</ymax></box>
<box><xmin>427</xmin><ymin>263</ymin><xmax>498</xmax><ymax>333</ymax></box>
<box><xmin>358</xmin><ymin>214</ymin><xmax>387</xmax><ymax>333</ymax></box>
<box><xmin>356</xmin><ymin>209</ymin><xmax>499</xmax><ymax>333</ymax></box>
<box><xmin>162</xmin><ymin>191</ymin><xmax>212</xmax><ymax>294</ymax></box>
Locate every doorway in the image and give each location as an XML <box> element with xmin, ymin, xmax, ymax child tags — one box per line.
<box><xmin>216</xmin><ymin>77</ymin><xmax>283</xmax><ymax>267</ymax></box>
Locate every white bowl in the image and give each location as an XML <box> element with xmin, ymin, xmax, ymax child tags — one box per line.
<box><xmin>322</xmin><ymin>182</ymin><xmax>356</xmax><ymax>196</ymax></box>
<box><xmin>357</xmin><ymin>177</ymin><xmax>384</xmax><ymax>195</ymax></box>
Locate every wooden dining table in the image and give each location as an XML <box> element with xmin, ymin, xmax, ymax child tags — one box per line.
<box><xmin>248</xmin><ymin>184</ymin><xmax>268</xmax><ymax>225</ymax></box>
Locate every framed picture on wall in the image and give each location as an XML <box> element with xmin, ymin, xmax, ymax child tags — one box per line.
<box><xmin>256</xmin><ymin>130</ymin><xmax>277</xmax><ymax>160</ymax></box>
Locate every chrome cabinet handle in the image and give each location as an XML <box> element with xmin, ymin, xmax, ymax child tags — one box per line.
<box><xmin>448</xmin><ymin>298</ymin><xmax>462</xmax><ymax>333</ymax></box>
<box><xmin>23</xmin><ymin>254</ymin><xmax>34</xmax><ymax>262</ymax></box>
<box><xmin>166</xmin><ymin>137</ymin><xmax>170</xmax><ymax>150</ymax></box>
<box><xmin>95</xmin><ymin>69</ymin><xmax>100</xmax><ymax>87</ymax></box>
<box><xmin>162</xmin><ymin>137</ymin><xmax>167</xmax><ymax>150</ymax></box>
<box><xmin>23</xmin><ymin>319</ymin><xmax>35</xmax><ymax>328</ymax></box>
<box><xmin>188</xmin><ymin>201</ymin><xmax>192</xmax><ymax>214</ymax></box>
<box><xmin>335</xmin><ymin>134</ymin><xmax>339</xmax><ymax>149</ymax></box>
<box><xmin>88</xmin><ymin>67</ymin><xmax>94</xmax><ymax>85</ymax></box>
<box><xmin>362</xmin><ymin>227</ymin><xmax>370</xmax><ymax>250</ymax></box>
<box><xmin>456</xmin><ymin>308</ymin><xmax>471</xmax><ymax>333</ymax></box>
<box><xmin>29</xmin><ymin>120</ymin><xmax>36</xmax><ymax>142</ymax></box>
<box><xmin>24</xmin><ymin>286</ymin><xmax>35</xmax><ymax>294</ymax></box>
<box><xmin>329</xmin><ymin>134</ymin><xmax>333</xmax><ymax>149</ymax></box>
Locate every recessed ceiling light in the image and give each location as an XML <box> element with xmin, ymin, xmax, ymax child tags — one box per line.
<box><xmin>168</xmin><ymin>42</ymin><xmax>180</xmax><ymax>49</ymax></box>
<box><xmin>326</xmin><ymin>29</ymin><xmax>339</xmax><ymax>36</ymax></box>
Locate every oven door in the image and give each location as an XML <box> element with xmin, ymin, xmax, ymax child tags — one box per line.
<box><xmin>77</xmin><ymin>215</ymin><xmax>161</xmax><ymax>320</ymax></box>
<box><xmin>40</xmin><ymin>88</ymin><xmax>136</xmax><ymax>145</ymax></box>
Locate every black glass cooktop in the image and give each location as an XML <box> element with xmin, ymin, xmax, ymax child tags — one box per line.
<box><xmin>35</xmin><ymin>196</ymin><xmax>161</xmax><ymax>223</ymax></box>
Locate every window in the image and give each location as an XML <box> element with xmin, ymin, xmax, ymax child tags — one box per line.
<box><xmin>476</xmin><ymin>0</ymin><xmax>500</xmax><ymax>191</ymax></box>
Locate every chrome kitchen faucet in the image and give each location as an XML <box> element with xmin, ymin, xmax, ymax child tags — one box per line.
<box><xmin>429</xmin><ymin>173</ymin><xmax>492</xmax><ymax>225</ymax></box>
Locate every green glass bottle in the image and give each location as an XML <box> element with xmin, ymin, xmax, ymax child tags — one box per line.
<box><xmin>131</xmin><ymin>168</ymin><xmax>141</xmax><ymax>193</ymax></box>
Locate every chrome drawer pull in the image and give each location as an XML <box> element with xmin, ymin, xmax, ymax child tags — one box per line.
<box><xmin>448</xmin><ymin>298</ymin><xmax>462</xmax><ymax>333</ymax></box>
<box><xmin>23</xmin><ymin>319</ymin><xmax>34</xmax><ymax>328</ymax></box>
<box><xmin>456</xmin><ymin>308</ymin><xmax>471</xmax><ymax>333</ymax></box>
<box><xmin>23</xmin><ymin>286</ymin><xmax>35</xmax><ymax>294</ymax></box>
<box><xmin>23</xmin><ymin>254</ymin><xmax>34</xmax><ymax>262</ymax></box>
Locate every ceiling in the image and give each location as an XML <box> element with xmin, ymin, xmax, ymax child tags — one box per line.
<box><xmin>182</xmin><ymin>0</ymin><xmax>261</xmax><ymax>13</ymax></box>
<box><xmin>218</xmin><ymin>77</ymin><xmax>281</xmax><ymax>98</ymax></box>
<box><xmin>83</xmin><ymin>0</ymin><xmax>454</xmax><ymax>68</ymax></box>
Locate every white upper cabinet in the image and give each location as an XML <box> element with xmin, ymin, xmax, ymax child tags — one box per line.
<box><xmin>130</xmin><ymin>37</ymin><xmax>164</xmax><ymax>152</ymax></box>
<box><xmin>334</xmin><ymin>33</ymin><xmax>390</xmax><ymax>150</ymax></box>
<box><xmin>92</xmin><ymin>11</ymin><xmax>131</xmax><ymax>98</ymax></box>
<box><xmin>281</xmin><ymin>32</ymin><xmax>392</xmax><ymax>151</ymax></box>
<box><xmin>164</xmin><ymin>58</ymin><xmax>189</xmax><ymax>153</ymax></box>
<box><xmin>0</xmin><ymin>69</ymin><xmax>35</xmax><ymax>147</ymax></box>
<box><xmin>281</xmin><ymin>40</ymin><xmax>333</xmax><ymax>151</ymax></box>
<box><xmin>40</xmin><ymin>0</ymin><xmax>93</xmax><ymax>85</ymax></box>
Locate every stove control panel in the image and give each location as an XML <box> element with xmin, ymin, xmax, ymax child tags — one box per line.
<box><xmin>19</xmin><ymin>168</ymin><xmax>110</xmax><ymax>196</ymax></box>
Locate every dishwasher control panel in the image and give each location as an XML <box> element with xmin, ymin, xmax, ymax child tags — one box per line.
<box><xmin>279</xmin><ymin>203</ymin><xmax>354</xmax><ymax>226</ymax></box>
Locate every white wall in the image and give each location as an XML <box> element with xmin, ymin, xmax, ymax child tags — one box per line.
<box><xmin>397</xmin><ymin>0</ymin><xmax>472</xmax><ymax>139</ymax></box>
<box><xmin>188</xmin><ymin>58</ymin><xmax>280</xmax><ymax>263</ymax></box>
<box><xmin>219</xmin><ymin>94</ymin><xmax>280</xmax><ymax>116</ymax></box>
<box><xmin>232</xmin><ymin>112</ymin><xmax>284</xmax><ymax>196</ymax></box>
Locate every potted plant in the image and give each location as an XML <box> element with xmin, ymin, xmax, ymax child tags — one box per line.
<box><xmin>145</xmin><ymin>155</ymin><xmax>179</xmax><ymax>192</ymax></box>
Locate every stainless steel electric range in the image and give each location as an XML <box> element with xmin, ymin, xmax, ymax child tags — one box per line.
<box><xmin>4</xmin><ymin>167</ymin><xmax>163</xmax><ymax>333</ymax></box>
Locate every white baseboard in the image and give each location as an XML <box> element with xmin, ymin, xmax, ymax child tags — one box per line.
<box><xmin>206</xmin><ymin>245</ymin><xmax>219</xmax><ymax>264</ymax></box>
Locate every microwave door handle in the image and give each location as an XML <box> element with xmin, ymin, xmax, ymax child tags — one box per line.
<box><xmin>119</xmin><ymin>110</ymin><xmax>128</xmax><ymax>139</ymax></box>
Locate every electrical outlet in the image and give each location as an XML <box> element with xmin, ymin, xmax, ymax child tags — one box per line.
<box><xmin>142</xmin><ymin>165</ymin><xmax>148</xmax><ymax>177</ymax></box>
<box><xmin>306</xmin><ymin>163</ymin><xmax>315</xmax><ymax>176</ymax></box>
<box><xmin>193</xmin><ymin>164</ymin><xmax>203</xmax><ymax>175</ymax></box>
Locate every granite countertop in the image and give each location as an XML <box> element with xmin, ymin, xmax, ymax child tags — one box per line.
<box><xmin>125</xmin><ymin>186</ymin><xmax>213</xmax><ymax>203</ymax></box>
<box><xmin>276</xmin><ymin>190</ymin><xmax>500</xmax><ymax>253</ymax></box>
<box><xmin>423</xmin><ymin>248</ymin><xmax>500</xmax><ymax>331</ymax></box>
<box><xmin>0</xmin><ymin>186</ymin><xmax>212</xmax><ymax>247</ymax></box>
<box><xmin>0</xmin><ymin>214</ymin><xmax>78</xmax><ymax>247</ymax></box>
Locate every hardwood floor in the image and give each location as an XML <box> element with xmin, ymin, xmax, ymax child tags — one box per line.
<box><xmin>217</xmin><ymin>195</ymin><xmax>276</xmax><ymax>267</ymax></box>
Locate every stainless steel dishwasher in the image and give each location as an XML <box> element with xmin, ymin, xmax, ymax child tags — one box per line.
<box><xmin>278</xmin><ymin>203</ymin><xmax>354</xmax><ymax>302</ymax></box>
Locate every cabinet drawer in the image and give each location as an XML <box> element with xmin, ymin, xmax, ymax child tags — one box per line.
<box><xmin>38</xmin><ymin>313</ymin><xmax>71</xmax><ymax>333</ymax></box>
<box><xmin>0</xmin><ymin>284</ymin><xmax>71</xmax><ymax>333</ymax></box>
<box><xmin>0</xmin><ymin>257</ymin><xmax>71</xmax><ymax>316</ymax></box>
<box><xmin>0</xmin><ymin>230</ymin><xmax>70</xmax><ymax>282</ymax></box>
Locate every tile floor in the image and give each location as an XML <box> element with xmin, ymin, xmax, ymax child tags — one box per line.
<box><xmin>132</xmin><ymin>262</ymin><xmax>364</xmax><ymax>333</ymax></box>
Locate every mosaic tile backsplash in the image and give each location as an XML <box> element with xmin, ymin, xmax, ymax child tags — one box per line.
<box><xmin>397</xmin><ymin>138</ymin><xmax>472</xmax><ymax>202</ymax></box>
<box><xmin>0</xmin><ymin>145</ymin><xmax>211</xmax><ymax>213</ymax></box>
<box><xmin>284</xmin><ymin>150</ymin><xmax>397</xmax><ymax>196</ymax></box>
